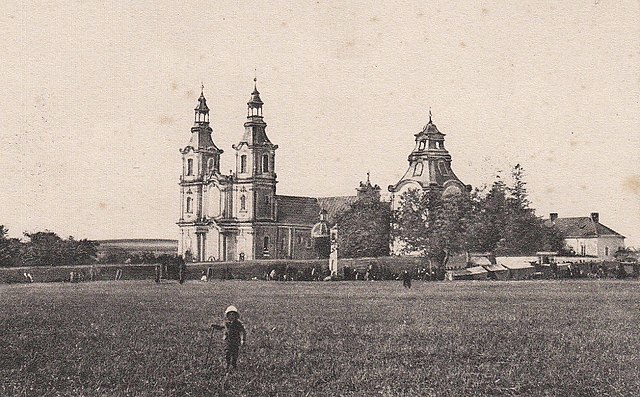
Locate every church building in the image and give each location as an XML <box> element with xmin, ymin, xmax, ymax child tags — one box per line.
<box><xmin>178</xmin><ymin>81</ymin><xmax>470</xmax><ymax>262</ymax></box>
<box><xmin>177</xmin><ymin>81</ymin><xmax>358</xmax><ymax>261</ymax></box>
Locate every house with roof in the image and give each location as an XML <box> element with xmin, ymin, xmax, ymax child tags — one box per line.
<box><xmin>545</xmin><ymin>212</ymin><xmax>625</xmax><ymax>260</ymax></box>
<box><xmin>177</xmin><ymin>81</ymin><xmax>368</xmax><ymax>262</ymax></box>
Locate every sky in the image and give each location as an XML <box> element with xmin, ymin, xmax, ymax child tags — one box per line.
<box><xmin>1</xmin><ymin>1</ymin><xmax>639</xmax><ymax>245</ymax></box>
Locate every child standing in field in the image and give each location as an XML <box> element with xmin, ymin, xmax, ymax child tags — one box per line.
<box><xmin>211</xmin><ymin>305</ymin><xmax>247</xmax><ymax>370</ymax></box>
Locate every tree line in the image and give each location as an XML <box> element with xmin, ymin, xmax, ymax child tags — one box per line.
<box><xmin>0</xmin><ymin>229</ymin><xmax>98</xmax><ymax>267</ymax></box>
<box><xmin>336</xmin><ymin>164</ymin><xmax>565</xmax><ymax>265</ymax></box>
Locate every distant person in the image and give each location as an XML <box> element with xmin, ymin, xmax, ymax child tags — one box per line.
<box><xmin>211</xmin><ymin>305</ymin><xmax>247</xmax><ymax>371</ymax></box>
<box><xmin>402</xmin><ymin>270</ymin><xmax>412</xmax><ymax>288</ymax></box>
<box><xmin>115</xmin><ymin>268</ymin><xmax>123</xmax><ymax>280</ymax></box>
<box><xmin>178</xmin><ymin>261</ymin><xmax>187</xmax><ymax>284</ymax></box>
<box><xmin>23</xmin><ymin>272</ymin><xmax>33</xmax><ymax>283</ymax></box>
<box><xmin>155</xmin><ymin>265</ymin><xmax>161</xmax><ymax>283</ymax></box>
<box><xmin>200</xmin><ymin>270</ymin><xmax>208</xmax><ymax>282</ymax></box>
<box><xmin>269</xmin><ymin>269</ymin><xmax>277</xmax><ymax>281</ymax></box>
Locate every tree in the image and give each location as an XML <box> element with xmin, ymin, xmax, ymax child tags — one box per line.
<box><xmin>393</xmin><ymin>164</ymin><xmax>566</xmax><ymax>261</ymax></box>
<box><xmin>394</xmin><ymin>189</ymin><xmax>476</xmax><ymax>265</ymax></box>
<box><xmin>493</xmin><ymin>165</ymin><xmax>564</xmax><ymax>255</ymax></box>
<box><xmin>22</xmin><ymin>231</ymin><xmax>65</xmax><ymax>267</ymax></box>
<box><xmin>22</xmin><ymin>231</ymin><xmax>98</xmax><ymax>266</ymax></box>
<box><xmin>336</xmin><ymin>197</ymin><xmax>391</xmax><ymax>258</ymax></box>
<box><xmin>0</xmin><ymin>226</ymin><xmax>23</xmax><ymax>267</ymax></box>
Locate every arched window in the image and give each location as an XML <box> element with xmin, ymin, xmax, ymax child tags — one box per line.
<box><xmin>262</xmin><ymin>154</ymin><xmax>269</xmax><ymax>173</ymax></box>
<box><xmin>186</xmin><ymin>197</ymin><xmax>193</xmax><ymax>213</ymax></box>
<box><xmin>418</xmin><ymin>140</ymin><xmax>425</xmax><ymax>151</ymax></box>
<box><xmin>240</xmin><ymin>195</ymin><xmax>246</xmax><ymax>211</ymax></box>
<box><xmin>413</xmin><ymin>162</ymin><xmax>423</xmax><ymax>176</ymax></box>
<box><xmin>240</xmin><ymin>155</ymin><xmax>247</xmax><ymax>173</ymax></box>
<box><xmin>186</xmin><ymin>159</ymin><xmax>193</xmax><ymax>176</ymax></box>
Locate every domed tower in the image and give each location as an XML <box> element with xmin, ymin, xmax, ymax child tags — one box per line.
<box><xmin>178</xmin><ymin>85</ymin><xmax>224</xmax><ymax>261</ymax></box>
<box><xmin>388</xmin><ymin>111</ymin><xmax>468</xmax><ymax>210</ymax></box>
<box><xmin>231</xmin><ymin>79</ymin><xmax>279</xmax><ymax>223</ymax></box>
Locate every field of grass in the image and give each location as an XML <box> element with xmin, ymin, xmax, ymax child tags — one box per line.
<box><xmin>1</xmin><ymin>279</ymin><xmax>639</xmax><ymax>396</ymax></box>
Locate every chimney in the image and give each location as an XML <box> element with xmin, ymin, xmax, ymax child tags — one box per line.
<box><xmin>550</xmin><ymin>213</ymin><xmax>558</xmax><ymax>222</ymax></box>
<box><xmin>590</xmin><ymin>212</ymin><xmax>599</xmax><ymax>223</ymax></box>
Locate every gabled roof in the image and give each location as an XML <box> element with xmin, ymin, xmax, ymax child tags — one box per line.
<box><xmin>316</xmin><ymin>196</ymin><xmax>358</xmax><ymax>224</ymax></box>
<box><xmin>276</xmin><ymin>195</ymin><xmax>320</xmax><ymax>225</ymax></box>
<box><xmin>546</xmin><ymin>217</ymin><xmax>625</xmax><ymax>238</ymax></box>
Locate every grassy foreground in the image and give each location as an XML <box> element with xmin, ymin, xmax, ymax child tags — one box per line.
<box><xmin>1</xmin><ymin>280</ymin><xmax>639</xmax><ymax>396</ymax></box>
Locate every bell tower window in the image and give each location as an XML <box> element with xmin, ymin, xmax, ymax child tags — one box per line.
<box><xmin>187</xmin><ymin>159</ymin><xmax>193</xmax><ymax>176</ymax></box>
<box><xmin>186</xmin><ymin>197</ymin><xmax>193</xmax><ymax>213</ymax></box>
<box><xmin>240</xmin><ymin>155</ymin><xmax>247</xmax><ymax>173</ymax></box>
<box><xmin>240</xmin><ymin>195</ymin><xmax>246</xmax><ymax>211</ymax></box>
<box><xmin>418</xmin><ymin>141</ymin><xmax>425</xmax><ymax>151</ymax></box>
<box><xmin>413</xmin><ymin>162</ymin><xmax>423</xmax><ymax>176</ymax></box>
<box><xmin>262</xmin><ymin>154</ymin><xmax>269</xmax><ymax>173</ymax></box>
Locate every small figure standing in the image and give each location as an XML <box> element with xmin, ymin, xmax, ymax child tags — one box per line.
<box><xmin>200</xmin><ymin>270</ymin><xmax>208</xmax><ymax>281</ymax></box>
<box><xmin>211</xmin><ymin>305</ymin><xmax>247</xmax><ymax>370</ymax></box>
<box><xmin>178</xmin><ymin>260</ymin><xmax>187</xmax><ymax>284</ymax></box>
<box><xmin>402</xmin><ymin>270</ymin><xmax>412</xmax><ymax>288</ymax></box>
<box><xmin>155</xmin><ymin>265</ymin><xmax>161</xmax><ymax>283</ymax></box>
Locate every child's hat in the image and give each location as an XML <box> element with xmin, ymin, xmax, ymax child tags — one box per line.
<box><xmin>225</xmin><ymin>305</ymin><xmax>238</xmax><ymax>315</ymax></box>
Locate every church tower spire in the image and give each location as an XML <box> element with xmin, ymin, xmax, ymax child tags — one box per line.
<box><xmin>178</xmin><ymin>86</ymin><xmax>225</xmax><ymax>261</ymax></box>
<box><xmin>232</xmin><ymin>79</ymin><xmax>279</xmax><ymax>224</ymax></box>
<box><xmin>194</xmin><ymin>83</ymin><xmax>210</xmax><ymax>124</ymax></box>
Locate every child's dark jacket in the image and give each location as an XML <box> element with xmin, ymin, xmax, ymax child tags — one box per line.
<box><xmin>213</xmin><ymin>320</ymin><xmax>246</xmax><ymax>347</ymax></box>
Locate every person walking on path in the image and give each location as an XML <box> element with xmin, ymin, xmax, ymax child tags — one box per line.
<box><xmin>211</xmin><ymin>305</ymin><xmax>247</xmax><ymax>370</ymax></box>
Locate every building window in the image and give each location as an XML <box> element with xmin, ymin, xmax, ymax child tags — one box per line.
<box><xmin>438</xmin><ymin>161</ymin><xmax>448</xmax><ymax>175</ymax></box>
<box><xmin>186</xmin><ymin>197</ymin><xmax>193</xmax><ymax>213</ymax></box>
<box><xmin>240</xmin><ymin>155</ymin><xmax>247</xmax><ymax>173</ymax></box>
<box><xmin>580</xmin><ymin>245</ymin><xmax>586</xmax><ymax>256</ymax></box>
<box><xmin>263</xmin><ymin>236</ymin><xmax>270</xmax><ymax>253</ymax></box>
<box><xmin>418</xmin><ymin>141</ymin><xmax>425</xmax><ymax>151</ymax></box>
<box><xmin>240</xmin><ymin>195</ymin><xmax>246</xmax><ymax>211</ymax></box>
<box><xmin>262</xmin><ymin>154</ymin><xmax>269</xmax><ymax>173</ymax></box>
<box><xmin>413</xmin><ymin>162</ymin><xmax>423</xmax><ymax>176</ymax></box>
<box><xmin>605</xmin><ymin>247</ymin><xmax>609</xmax><ymax>256</ymax></box>
<box><xmin>187</xmin><ymin>159</ymin><xmax>193</xmax><ymax>176</ymax></box>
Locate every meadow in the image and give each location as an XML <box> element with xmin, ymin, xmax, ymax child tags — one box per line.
<box><xmin>1</xmin><ymin>280</ymin><xmax>639</xmax><ymax>396</ymax></box>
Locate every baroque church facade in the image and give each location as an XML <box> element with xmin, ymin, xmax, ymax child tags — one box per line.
<box><xmin>177</xmin><ymin>82</ymin><xmax>360</xmax><ymax>262</ymax></box>
<box><xmin>178</xmin><ymin>82</ymin><xmax>467</xmax><ymax>262</ymax></box>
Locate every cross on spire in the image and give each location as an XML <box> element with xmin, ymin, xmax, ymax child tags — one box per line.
<box><xmin>429</xmin><ymin>107</ymin><xmax>432</xmax><ymax>123</ymax></box>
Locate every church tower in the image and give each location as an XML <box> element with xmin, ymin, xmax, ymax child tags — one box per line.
<box><xmin>178</xmin><ymin>86</ymin><xmax>224</xmax><ymax>261</ymax></box>
<box><xmin>232</xmin><ymin>79</ymin><xmax>279</xmax><ymax>222</ymax></box>
<box><xmin>388</xmin><ymin>111</ymin><xmax>468</xmax><ymax>210</ymax></box>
